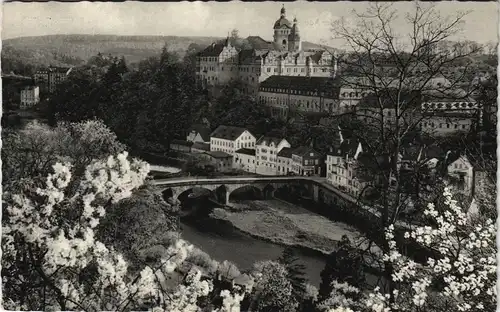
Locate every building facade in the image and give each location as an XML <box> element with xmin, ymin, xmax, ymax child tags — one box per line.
<box><xmin>233</xmin><ymin>148</ymin><xmax>257</xmax><ymax>173</ymax></box>
<box><xmin>196</xmin><ymin>5</ymin><xmax>337</xmax><ymax>95</ymax></box>
<box><xmin>200</xmin><ymin>151</ymin><xmax>234</xmax><ymax>173</ymax></box>
<box><xmin>20</xmin><ymin>86</ymin><xmax>40</xmax><ymax>109</ymax></box>
<box><xmin>290</xmin><ymin>146</ymin><xmax>323</xmax><ymax>176</ymax></box>
<box><xmin>255</xmin><ymin>136</ymin><xmax>291</xmax><ymax>175</ymax></box>
<box><xmin>258</xmin><ymin>76</ymin><xmax>343</xmax><ymax>118</ymax></box>
<box><xmin>326</xmin><ymin>140</ymin><xmax>366</xmax><ymax>197</ymax></box>
<box><xmin>446</xmin><ymin>155</ymin><xmax>474</xmax><ymax>197</ymax></box>
<box><xmin>421</xmin><ymin>113</ymin><xmax>475</xmax><ymax>136</ymax></box>
<box><xmin>277</xmin><ymin>147</ymin><xmax>294</xmax><ymax>175</ymax></box>
<box><xmin>210</xmin><ymin>125</ymin><xmax>256</xmax><ymax>155</ymax></box>
<box><xmin>34</xmin><ymin>66</ymin><xmax>72</xmax><ymax>93</ymax></box>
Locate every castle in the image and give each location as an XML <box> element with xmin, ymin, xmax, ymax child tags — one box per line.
<box><xmin>196</xmin><ymin>5</ymin><xmax>337</xmax><ymax>95</ymax></box>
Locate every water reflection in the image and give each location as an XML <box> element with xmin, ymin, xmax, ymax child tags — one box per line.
<box><xmin>180</xmin><ymin>216</ymin><xmax>328</xmax><ymax>287</ymax></box>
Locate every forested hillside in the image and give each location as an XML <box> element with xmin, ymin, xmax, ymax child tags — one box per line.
<box><xmin>2</xmin><ymin>34</ymin><xmax>222</xmax><ymax>75</ymax></box>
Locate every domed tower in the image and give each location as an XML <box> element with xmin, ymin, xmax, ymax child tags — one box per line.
<box><xmin>273</xmin><ymin>5</ymin><xmax>293</xmax><ymax>51</ymax></box>
<box><xmin>288</xmin><ymin>17</ymin><xmax>302</xmax><ymax>52</ymax></box>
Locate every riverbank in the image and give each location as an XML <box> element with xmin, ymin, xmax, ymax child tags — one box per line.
<box><xmin>210</xmin><ymin>199</ymin><xmax>382</xmax><ymax>257</ymax></box>
<box><xmin>181</xmin><ymin>205</ymin><xmax>384</xmax><ymax>288</ymax></box>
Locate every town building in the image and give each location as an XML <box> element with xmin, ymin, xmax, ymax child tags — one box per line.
<box><xmin>355</xmin><ymin>89</ymin><xmax>422</xmax><ymax>129</ymax></box>
<box><xmin>446</xmin><ymin>154</ymin><xmax>474</xmax><ymax>197</ymax></box>
<box><xmin>421</xmin><ymin>113</ymin><xmax>475</xmax><ymax>136</ymax></box>
<box><xmin>200</xmin><ymin>151</ymin><xmax>234</xmax><ymax>173</ymax></box>
<box><xmin>210</xmin><ymin>125</ymin><xmax>256</xmax><ymax>155</ymax></box>
<box><xmin>277</xmin><ymin>147</ymin><xmax>294</xmax><ymax>175</ymax></box>
<box><xmin>258</xmin><ymin>76</ymin><xmax>343</xmax><ymax>118</ymax></box>
<box><xmin>186</xmin><ymin>124</ymin><xmax>211</xmax><ymax>143</ymax></box>
<box><xmin>196</xmin><ymin>5</ymin><xmax>337</xmax><ymax>95</ymax></box>
<box><xmin>420</xmin><ymin>89</ymin><xmax>479</xmax><ymax>136</ymax></box>
<box><xmin>290</xmin><ymin>146</ymin><xmax>323</xmax><ymax>176</ymax></box>
<box><xmin>234</xmin><ymin>148</ymin><xmax>257</xmax><ymax>173</ymax></box>
<box><xmin>400</xmin><ymin>145</ymin><xmax>443</xmax><ymax>172</ymax></box>
<box><xmin>20</xmin><ymin>86</ymin><xmax>40</xmax><ymax>109</ymax></box>
<box><xmin>170</xmin><ymin>140</ymin><xmax>193</xmax><ymax>153</ymax></box>
<box><xmin>326</xmin><ymin>140</ymin><xmax>366</xmax><ymax>197</ymax></box>
<box><xmin>34</xmin><ymin>66</ymin><xmax>73</xmax><ymax>93</ymax></box>
<box><xmin>191</xmin><ymin>142</ymin><xmax>211</xmax><ymax>154</ymax></box>
<box><xmin>255</xmin><ymin>136</ymin><xmax>291</xmax><ymax>175</ymax></box>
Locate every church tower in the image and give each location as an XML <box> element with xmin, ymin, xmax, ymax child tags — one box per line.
<box><xmin>273</xmin><ymin>5</ymin><xmax>293</xmax><ymax>51</ymax></box>
<box><xmin>288</xmin><ymin>17</ymin><xmax>302</xmax><ymax>52</ymax></box>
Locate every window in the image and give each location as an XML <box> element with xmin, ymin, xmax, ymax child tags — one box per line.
<box><xmin>267</xmin><ymin>68</ymin><xmax>271</xmax><ymax>73</ymax></box>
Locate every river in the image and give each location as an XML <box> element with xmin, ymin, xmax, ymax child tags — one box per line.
<box><xmin>180</xmin><ymin>216</ymin><xmax>329</xmax><ymax>288</ymax></box>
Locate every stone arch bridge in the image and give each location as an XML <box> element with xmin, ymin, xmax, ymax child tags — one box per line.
<box><xmin>153</xmin><ymin>176</ymin><xmax>412</xmax><ymax>229</ymax></box>
<box><xmin>153</xmin><ymin>176</ymin><xmax>330</xmax><ymax>205</ymax></box>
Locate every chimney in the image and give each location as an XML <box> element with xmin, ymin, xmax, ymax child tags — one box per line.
<box><xmin>329</xmin><ymin>146</ymin><xmax>333</xmax><ymax>153</ymax></box>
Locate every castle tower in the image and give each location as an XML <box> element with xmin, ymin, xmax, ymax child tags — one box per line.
<box><xmin>273</xmin><ymin>5</ymin><xmax>293</xmax><ymax>51</ymax></box>
<box><xmin>288</xmin><ymin>17</ymin><xmax>302</xmax><ymax>52</ymax></box>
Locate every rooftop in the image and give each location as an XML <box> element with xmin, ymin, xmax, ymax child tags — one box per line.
<box><xmin>328</xmin><ymin>140</ymin><xmax>360</xmax><ymax>157</ymax></box>
<box><xmin>188</xmin><ymin>124</ymin><xmax>211</xmax><ymax>142</ymax></box>
<box><xmin>171</xmin><ymin>139</ymin><xmax>193</xmax><ymax>147</ymax></box>
<box><xmin>357</xmin><ymin>89</ymin><xmax>422</xmax><ymax>109</ymax></box>
<box><xmin>198</xmin><ymin>42</ymin><xmax>227</xmax><ymax>57</ymax></box>
<box><xmin>256</xmin><ymin>136</ymin><xmax>287</xmax><ymax>147</ymax></box>
<box><xmin>205</xmin><ymin>151</ymin><xmax>233</xmax><ymax>159</ymax></box>
<box><xmin>235</xmin><ymin>148</ymin><xmax>256</xmax><ymax>156</ymax></box>
<box><xmin>277</xmin><ymin>147</ymin><xmax>294</xmax><ymax>158</ymax></box>
<box><xmin>36</xmin><ymin>66</ymin><xmax>72</xmax><ymax>74</ymax></box>
<box><xmin>259</xmin><ymin>75</ymin><xmax>341</xmax><ymax>98</ymax></box>
<box><xmin>211</xmin><ymin>125</ymin><xmax>251</xmax><ymax>141</ymax></box>
<box><xmin>192</xmin><ymin>142</ymin><xmax>210</xmax><ymax>151</ymax></box>
<box><xmin>292</xmin><ymin>146</ymin><xmax>321</xmax><ymax>158</ymax></box>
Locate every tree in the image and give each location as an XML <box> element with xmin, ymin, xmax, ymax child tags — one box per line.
<box><xmin>210</xmin><ymin>79</ymin><xmax>270</xmax><ymax>135</ymax></box>
<box><xmin>96</xmin><ymin>187</ymin><xmax>180</xmax><ymax>270</ymax></box>
<box><xmin>326</xmin><ymin>2</ymin><xmax>482</xmax><ymax>302</ymax></box>
<box><xmin>319</xmin><ymin>235</ymin><xmax>365</xmax><ymax>300</ymax></box>
<box><xmin>321</xmin><ymin>189</ymin><xmax>495</xmax><ymax>312</ymax></box>
<box><xmin>47</xmin><ymin>70</ymin><xmax>102</xmax><ymax>124</ymax></box>
<box><xmin>2</xmin><ymin>152</ymin><xmax>252</xmax><ymax>311</ymax></box>
<box><xmin>278</xmin><ymin>247</ymin><xmax>307</xmax><ymax>303</ymax></box>
<box><xmin>249</xmin><ymin>261</ymin><xmax>299</xmax><ymax>312</ymax></box>
<box><xmin>2</xmin><ymin>120</ymin><xmax>126</xmax><ymax>192</ymax></box>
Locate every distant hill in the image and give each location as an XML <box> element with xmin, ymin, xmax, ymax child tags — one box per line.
<box><xmin>2</xmin><ymin>34</ymin><xmax>339</xmax><ymax>76</ymax></box>
<box><xmin>3</xmin><ymin>34</ymin><xmax>224</xmax><ymax>67</ymax></box>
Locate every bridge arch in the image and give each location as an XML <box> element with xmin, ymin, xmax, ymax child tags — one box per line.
<box><xmin>215</xmin><ymin>185</ymin><xmax>229</xmax><ymax>205</ymax></box>
<box><xmin>262</xmin><ymin>184</ymin><xmax>276</xmax><ymax>199</ymax></box>
<box><xmin>228</xmin><ymin>185</ymin><xmax>264</xmax><ymax>201</ymax></box>
<box><xmin>163</xmin><ymin>186</ymin><xmax>219</xmax><ymax>202</ymax></box>
<box><xmin>274</xmin><ymin>183</ymin><xmax>309</xmax><ymax>200</ymax></box>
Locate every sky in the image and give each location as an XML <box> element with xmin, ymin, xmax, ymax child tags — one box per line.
<box><xmin>2</xmin><ymin>1</ymin><xmax>499</xmax><ymax>47</ymax></box>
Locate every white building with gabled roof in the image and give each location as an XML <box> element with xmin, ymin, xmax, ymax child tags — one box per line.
<box><xmin>255</xmin><ymin>135</ymin><xmax>291</xmax><ymax>175</ymax></box>
<box><xmin>210</xmin><ymin>125</ymin><xmax>256</xmax><ymax>155</ymax></box>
